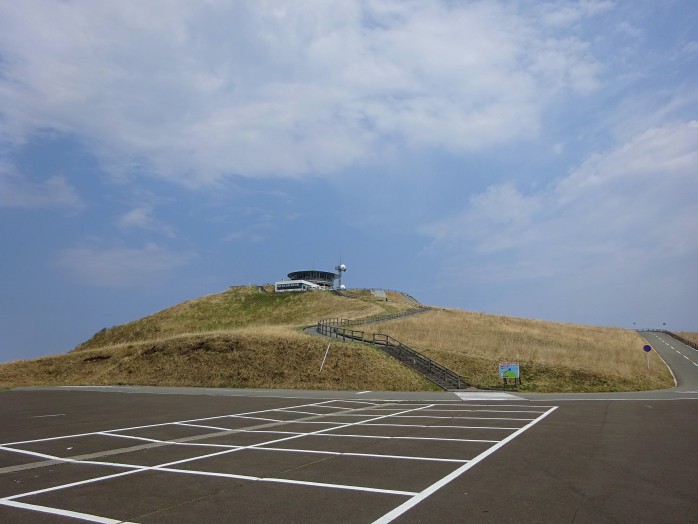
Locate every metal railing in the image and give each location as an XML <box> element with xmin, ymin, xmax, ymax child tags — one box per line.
<box><xmin>371</xmin><ymin>334</ymin><xmax>465</xmax><ymax>389</ymax></box>
<box><xmin>316</xmin><ymin>315</ymin><xmax>469</xmax><ymax>390</ymax></box>
<box><xmin>645</xmin><ymin>329</ymin><xmax>698</xmax><ymax>351</ymax></box>
<box><xmin>334</xmin><ymin>288</ymin><xmax>422</xmax><ymax>304</ymax></box>
<box><xmin>343</xmin><ymin>306</ymin><xmax>431</xmax><ymax>326</ymax></box>
<box><xmin>364</xmin><ymin>288</ymin><xmax>421</xmax><ymax>304</ymax></box>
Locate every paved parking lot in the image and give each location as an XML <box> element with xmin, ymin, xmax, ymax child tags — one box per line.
<box><xmin>0</xmin><ymin>391</ymin><xmax>555</xmax><ymax>523</ymax></box>
<box><xmin>3</xmin><ymin>333</ymin><xmax>698</xmax><ymax>522</ymax></box>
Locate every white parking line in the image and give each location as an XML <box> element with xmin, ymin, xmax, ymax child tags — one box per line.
<box><xmin>257</xmin><ymin>446</ymin><xmax>470</xmax><ymax>463</ymax></box>
<box><xmin>323</xmin><ymin>433</ymin><xmax>499</xmax><ymax>443</ymax></box>
<box><xmin>372</xmin><ymin>406</ymin><xmax>558</xmax><ymax>523</ymax></box>
<box><xmin>227</xmin><ymin>414</ymin><xmax>282</xmax><ymax>423</ymax></box>
<box><xmin>0</xmin><ymin>500</ymin><xmax>138</xmax><ymax>524</ymax></box>
<box><xmin>455</xmin><ymin>392</ymin><xmax>523</xmax><ymax>400</ymax></box>
<box><xmin>1</xmin><ymin>399</ymin><xmax>557</xmax><ymax>523</ymax></box>
<box><xmin>360</xmin><ymin>423</ymin><xmax>517</xmax><ymax>431</ymax></box>
<box><xmin>175</xmin><ymin>422</ymin><xmax>233</xmax><ymax>432</ymax></box>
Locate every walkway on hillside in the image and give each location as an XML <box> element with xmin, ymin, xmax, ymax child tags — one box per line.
<box><xmin>309</xmin><ymin>308</ymin><xmax>472</xmax><ymax>391</ymax></box>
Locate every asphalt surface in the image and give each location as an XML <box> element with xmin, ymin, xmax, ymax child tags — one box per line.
<box><xmin>639</xmin><ymin>331</ymin><xmax>698</xmax><ymax>392</ymax></box>
<box><xmin>1</xmin><ymin>332</ymin><xmax>697</xmax><ymax>523</ymax></box>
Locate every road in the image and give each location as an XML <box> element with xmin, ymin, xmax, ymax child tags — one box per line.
<box><xmin>0</xmin><ymin>332</ymin><xmax>696</xmax><ymax>523</ymax></box>
<box><xmin>639</xmin><ymin>331</ymin><xmax>698</xmax><ymax>392</ymax></box>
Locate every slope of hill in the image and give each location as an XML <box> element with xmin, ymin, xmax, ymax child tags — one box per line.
<box><xmin>1</xmin><ymin>286</ymin><xmax>433</xmax><ymax>391</ymax></box>
<box><xmin>677</xmin><ymin>332</ymin><xmax>698</xmax><ymax>347</ymax></box>
<box><xmin>0</xmin><ymin>285</ymin><xmax>675</xmax><ymax>392</ymax></box>
<box><xmin>361</xmin><ymin>308</ymin><xmax>673</xmax><ymax>392</ymax></box>
<box><xmin>0</xmin><ymin>326</ymin><xmax>435</xmax><ymax>391</ymax></box>
<box><xmin>74</xmin><ymin>285</ymin><xmax>415</xmax><ymax>352</ymax></box>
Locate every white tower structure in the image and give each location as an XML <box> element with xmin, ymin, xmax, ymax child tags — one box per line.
<box><xmin>335</xmin><ymin>262</ymin><xmax>347</xmax><ymax>290</ymax></box>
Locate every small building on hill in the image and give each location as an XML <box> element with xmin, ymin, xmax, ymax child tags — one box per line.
<box><xmin>274</xmin><ymin>269</ymin><xmax>338</xmax><ymax>293</ymax></box>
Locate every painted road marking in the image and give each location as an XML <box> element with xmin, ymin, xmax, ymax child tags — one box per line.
<box><xmin>175</xmin><ymin>422</ymin><xmax>235</xmax><ymax>432</ymax></box>
<box><xmin>0</xmin><ymin>500</ymin><xmax>138</xmax><ymax>524</ymax></box>
<box><xmin>2</xmin><ymin>399</ymin><xmax>342</xmax><ymax>446</ymax></box>
<box><xmin>455</xmin><ymin>392</ymin><xmax>523</xmax><ymax>400</ymax></box>
<box><xmin>372</xmin><ymin>406</ymin><xmax>558</xmax><ymax>523</ymax></box>
<box><xmin>361</xmin><ymin>423</ymin><xmax>517</xmax><ymax>430</ymax></box>
<box><xmin>28</xmin><ymin>414</ymin><xmax>66</xmax><ymax>419</ymax></box>
<box><xmin>259</xmin><ymin>446</ymin><xmax>470</xmax><ymax>463</ymax></box>
<box><xmin>1</xmin><ymin>398</ymin><xmax>557</xmax><ymax>523</ymax></box>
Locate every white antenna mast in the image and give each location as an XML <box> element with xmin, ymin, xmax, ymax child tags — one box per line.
<box><xmin>335</xmin><ymin>259</ymin><xmax>347</xmax><ymax>290</ymax></box>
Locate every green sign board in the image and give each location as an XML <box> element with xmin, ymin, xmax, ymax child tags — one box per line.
<box><xmin>499</xmin><ymin>362</ymin><xmax>520</xmax><ymax>379</ymax></box>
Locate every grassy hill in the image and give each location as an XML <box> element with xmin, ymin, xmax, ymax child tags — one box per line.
<box><xmin>73</xmin><ymin>285</ymin><xmax>414</xmax><ymax>352</ymax></box>
<box><xmin>677</xmin><ymin>332</ymin><xmax>698</xmax><ymax>346</ymax></box>
<box><xmin>0</xmin><ymin>286</ymin><xmax>674</xmax><ymax>392</ymax></box>
<box><xmin>362</xmin><ymin>309</ymin><xmax>673</xmax><ymax>392</ymax></box>
<box><xmin>0</xmin><ymin>286</ymin><xmax>434</xmax><ymax>391</ymax></box>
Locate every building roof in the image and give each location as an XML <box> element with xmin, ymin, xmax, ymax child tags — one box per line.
<box><xmin>287</xmin><ymin>270</ymin><xmax>337</xmax><ymax>286</ymax></box>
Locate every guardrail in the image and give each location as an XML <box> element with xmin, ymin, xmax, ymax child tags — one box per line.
<box><xmin>317</xmin><ymin>309</ymin><xmax>429</xmax><ymax>332</ymax></box>
<box><xmin>318</xmin><ymin>323</ymin><xmax>367</xmax><ymax>343</ymax></box>
<box><xmin>344</xmin><ymin>307</ymin><xmax>430</xmax><ymax>326</ymax></box>
<box><xmin>364</xmin><ymin>288</ymin><xmax>421</xmax><ymax>304</ymax></box>
<box><xmin>335</xmin><ymin>288</ymin><xmax>422</xmax><ymax>304</ymax></box>
<box><xmin>645</xmin><ymin>329</ymin><xmax>698</xmax><ymax>351</ymax></box>
<box><xmin>316</xmin><ymin>315</ymin><xmax>469</xmax><ymax>390</ymax></box>
<box><xmin>371</xmin><ymin>334</ymin><xmax>466</xmax><ymax>389</ymax></box>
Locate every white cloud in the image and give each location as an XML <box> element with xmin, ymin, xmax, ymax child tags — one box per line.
<box><xmin>0</xmin><ymin>1</ymin><xmax>605</xmax><ymax>186</ymax></box>
<box><xmin>615</xmin><ymin>21</ymin><xmax>643</xmax><ymax>39</ymax></box>
<box><xmin>0</xmin><ymin>162</ymin><xmax>83</xmax><ymax>210</ymax></box>
<box><xmin>683</xmin><ymin>41</ymin><xmax>698</xmax><ymax>55</ymax></box>
<box><xmin>118</xmin><ymin>207</ymin><xmax>153</xmax><ymax>229</ymax></box>
<box><xmin>55</xmin><ymin>243</ymin><xmax>195</xmax><ymax>288</ymax></box>
<box><xmin>220</xmin><ymin>205</ymin><xmax>299</xmax><ymax>243</ymax></box>
<box><xmin>222</xmin><ymin>223</ymin><xmax>272</xmax><ymax>244</ymax></box>
<box><xmin>116</xmin><ymin>206</ymin><xmax>176</xmax><ymax>237</ymax></box>
<box><xmin>537</xmin><ymin>0</ymin><xmax>615</xmax><ymax>28</ymax></box>
<box><xmin>422</xmin><ymin>120</ymin><xmax>698</xmax><ymax>284</ymax></box>
<box><xmin>419</xmin><ymin>120</ymin><xmax>697</xmax><ymax>327</ymax></box>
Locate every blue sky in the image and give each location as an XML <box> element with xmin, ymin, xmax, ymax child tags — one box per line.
<box><xmin>1</xmin><ymin>1</ymin><xmax>697</xmax><ymax>363</ymax></box>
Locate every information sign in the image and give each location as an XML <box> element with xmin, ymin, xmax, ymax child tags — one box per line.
<box><xmin>499</xmin><ymin>362</ymin><xmax>520</xmax><ymax>379</ymax></box>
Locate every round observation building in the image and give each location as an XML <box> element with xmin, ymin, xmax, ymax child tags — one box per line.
<box><xmin>286</xmin><ymin>270</ymin><xmax>337</xmax><ymax>289</ymax></box>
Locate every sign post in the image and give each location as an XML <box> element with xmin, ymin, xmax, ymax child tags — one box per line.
<box><xmin>643</xmin><ymin>344</ymin><xmax>652</xmax><ymax>371</ymax></box>
<box><xmin>499</xmin><ymin>362</ymin><xmax>521</xmax><ymax>387</ymax></box>
<box><xmin>320</xmin><ymin>342</ymin><xmax>331</xmax><ymax>372</ymax></box>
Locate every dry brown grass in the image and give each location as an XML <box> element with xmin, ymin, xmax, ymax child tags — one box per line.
<box><xmin>361</xmin><ymin>309</ymin><xmax>673</xmax><ymax>392</ymax></box>
<box><xmin>678</xmin><ymin>332</ymin><xmax>698</xmax><ymax>346</ymax></box>
<box><xmin>75</xmin><ymin>286</ymin><xmax>413</xmax><ymax>352</ymax></box>
<box><xmin>1</xmin><ymin>284</ymin><xmax>678</xmax><ymax>393</ymax></box>
<box><xmin>0</xmin><ymin>326</ymin><xmax>436</xmax><ymax>391</ymax></box>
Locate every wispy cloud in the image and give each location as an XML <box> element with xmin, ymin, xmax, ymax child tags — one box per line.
<box><xmin>116</xmin><ymin>206</ymin><xmax>176</xmax><ymax>237</ymax></box>
<box><xmin>0</xmin><ymin>1</ymin><xmax>606</xmax><ymax>186</ymax></box>
<box><xmin>220</xmin><ymin>206</ymin><xmax>298</xmax><ymax>243</ymax></box>
<box><xmin>222</xmin><ymin>223</ymin><xmax>272</xmax><ymax>244</ymax></box>
<box><xmin>536</xmin><ymin>0</ymin><xmax>614</xmax><ymax>28</ymax></box>
<box><xmin>422</xmin><ymin>120</ymin><xmax>698</xmax><ymax>284</ymax></box>
<box><xmin>55</xmin><ymin>243</ymin><xmax>195</xmax><ymax>288</ymax></box>
<box><xmin>0</xmin><ymin>162</ymin><xmax>83</xmax><ymax>210</ymax></box>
